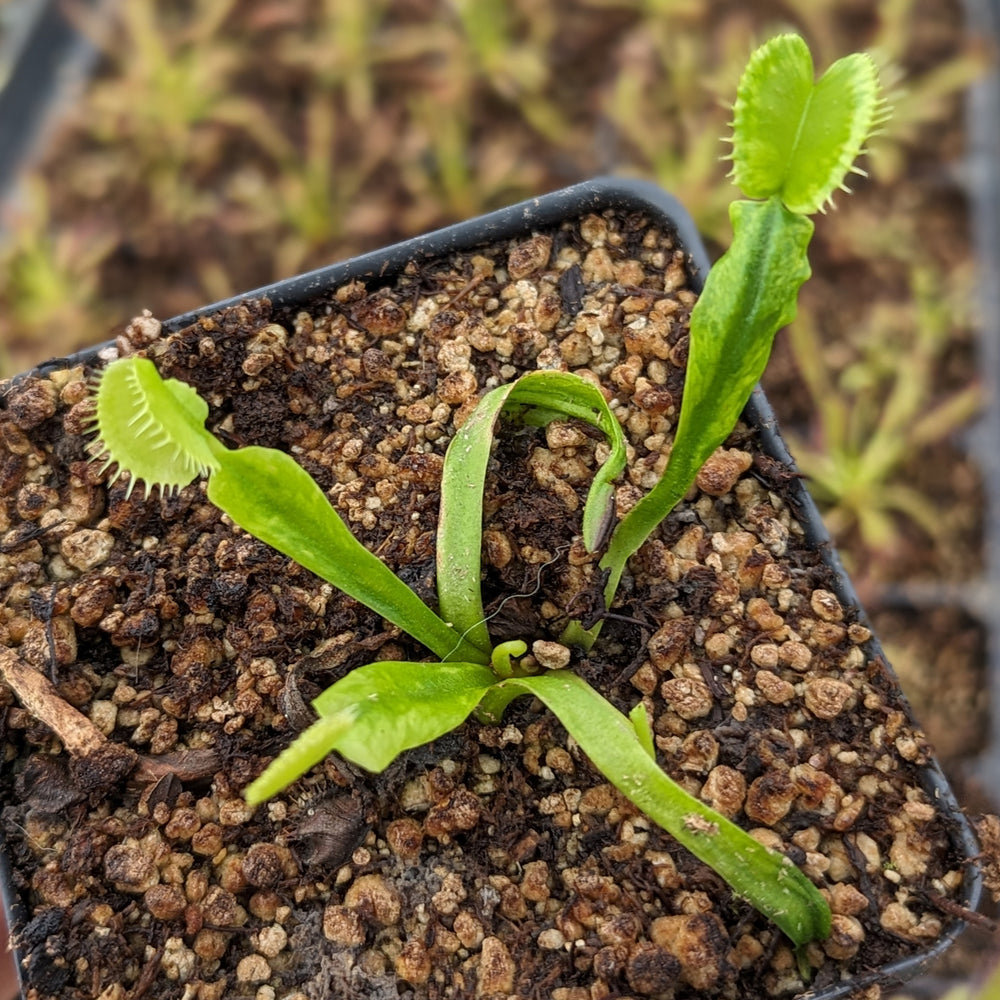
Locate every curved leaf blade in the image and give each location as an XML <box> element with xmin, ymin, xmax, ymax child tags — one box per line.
<box><xmin>309</xmin><ymin>660</ymin><xmax>497</xmax><ymax>771</ymax></box>
<box><xmin>438</xmin><ymin>370</ymin><xmax>626</xmax><ymax>651</ymax></box>
<box><xmin>246</xmin><ymin>660</ymin><xmax>496</xmax><ymax>803</ymax></box>
<box><xmin>504</xmin><ymin>374</ymin><xmax>627</xmax><ymax>552</ymax></box>
<box><xmin>490</xmin><ymin>671</ymin><xmax>832</xmax><ymax>946</ymax></box>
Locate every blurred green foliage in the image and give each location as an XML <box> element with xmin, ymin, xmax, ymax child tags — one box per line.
<box><xmin>782</xmin><ymin>263</ymin><xmax>981</xmax><ymax>556</ymax></box>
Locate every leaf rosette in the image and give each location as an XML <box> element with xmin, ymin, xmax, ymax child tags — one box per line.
<box><xmin>82</xmin><ymin>31</ymin><xmax>894</xmax><ymax>953</ymax></box>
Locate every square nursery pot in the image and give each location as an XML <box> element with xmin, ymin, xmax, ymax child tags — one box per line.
<box><xmin>0</xmin><ymin>178</ymin><xmax>983</xmax><ymax>1000</ymax></box>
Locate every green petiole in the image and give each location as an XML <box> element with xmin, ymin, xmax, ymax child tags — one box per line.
<box><xmin>91</xmin><ymin>357</ymin><xmax>486</xmax><ymax>665</ymax></box>
<box><xmin>479</xmin><ymin>671</ymin><xmax>831</xmax><ymax>946</ymax></box>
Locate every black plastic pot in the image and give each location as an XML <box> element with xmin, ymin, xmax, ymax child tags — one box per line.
<box><xmin>0</xmin><ymin>177</ymin><xmax>984</xmax><ymax>1000</ymax></box>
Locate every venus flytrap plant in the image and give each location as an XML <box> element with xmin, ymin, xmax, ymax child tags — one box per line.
<box><xmin>92</xmin><ymin>356</ymin><xmax>830</xmax><ymax>951</ymax></box>
<box><xmin>88</xmin><ymin>32</ymin><xmax>897</xmax><ymax>957</ymax></box>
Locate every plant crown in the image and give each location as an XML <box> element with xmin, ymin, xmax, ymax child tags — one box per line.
<box><xmin>89</xmin><ymin>34</ymin><xmax>888</xmax><ymax>954</ymax></box>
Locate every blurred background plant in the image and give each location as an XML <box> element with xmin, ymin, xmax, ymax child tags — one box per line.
<box><xmin>0</xmin><ymin>0</ymin><xmax>994</xmax><ymax>990</ymax></box>
<box><xmin>782</xmin><ymin>262</ymin><xmax>981</xmax><ymax>572</ymax></box>
<box><xmin>935</xmin><ymin>957</ymin><xmax>1000</xmax><ymax>1000</ymax></box>
<box><xmin>0</xmin><ymin>176</ymin><xmax>116</xmax><ymax>373</ymax></box>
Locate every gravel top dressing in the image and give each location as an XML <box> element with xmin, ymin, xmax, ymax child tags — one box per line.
<box><xmin>0</xmin><ymin>206</ymin><xmax>972</xmax><ymax>1000</ymax></box>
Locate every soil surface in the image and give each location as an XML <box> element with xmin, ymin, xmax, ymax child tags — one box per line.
<box><xmin>0</xmin><ymin>208</ymin><xmax>976</xmax><ymax>999</ymax></box>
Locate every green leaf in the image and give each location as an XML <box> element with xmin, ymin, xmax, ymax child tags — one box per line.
<box><xmin>310</xmin><ymin>660</ymin><xmax>496</xmax><ymax>770</ymax></box>
<box><xmin>730</xmin><ymin>33</ymin><xmax>887</xmax><ymax>215</ymax></box>
<box><xmin>438</xmin><ymin>370</ymin><xmax>626</xmax><ymax>651</ymax></box>
<box><xmin>437</xmin><ymin>384</ymin><xmax>509</xmax><ymax>653</ymax></box>
<box><xmin>629</xmin><ymin>701</ymin><xmax>655</xmax><ymax>759</ymax></box>
<box><xmin>503</xmin><ymin>374</ymin><xmax>627</xmax><ymax>554</ymax></box>
<box><xmin>92</xmin><ymin>356</ymin><xmax>485</xmax><ymax>665</ymax></box>
<box><xmin>246</xmin><ymin>659</ymin><xmax>497</xmax><ymax>805</ymax></box>
<box><xmin>244</xmin><ymin>706</ymin><xmax>358</xmax><ymax>805</ymax></box>
<box><xmin>490</xmin><ymin>639</ymin><xmax>527</xmax><ymax>678</ymax></box>
<box><xmin>207</xmin><ymin>445</ymin><xmax>487</xmax><ymax>664</ymax></box>
<box><xmin>485</xmin><ymin>671</ymin><xmax>832</xmax><ymax>946</ymax></box>
<box><xmin>600</xmin><ymin>197</ymin><xmax>813</xmax><ymax>606</ymax></box>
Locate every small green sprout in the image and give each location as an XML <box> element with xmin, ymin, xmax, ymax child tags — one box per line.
<box><xmin>90</xmin><ymin>34</ymin><xmax>889</xmax><ymax>955</ymax></box>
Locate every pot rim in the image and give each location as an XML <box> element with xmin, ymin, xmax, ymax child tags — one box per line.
<box><xmin>1</xmin><ymin>176</ymin><xmax>983</xmax><ymax>1000</ymax></box>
